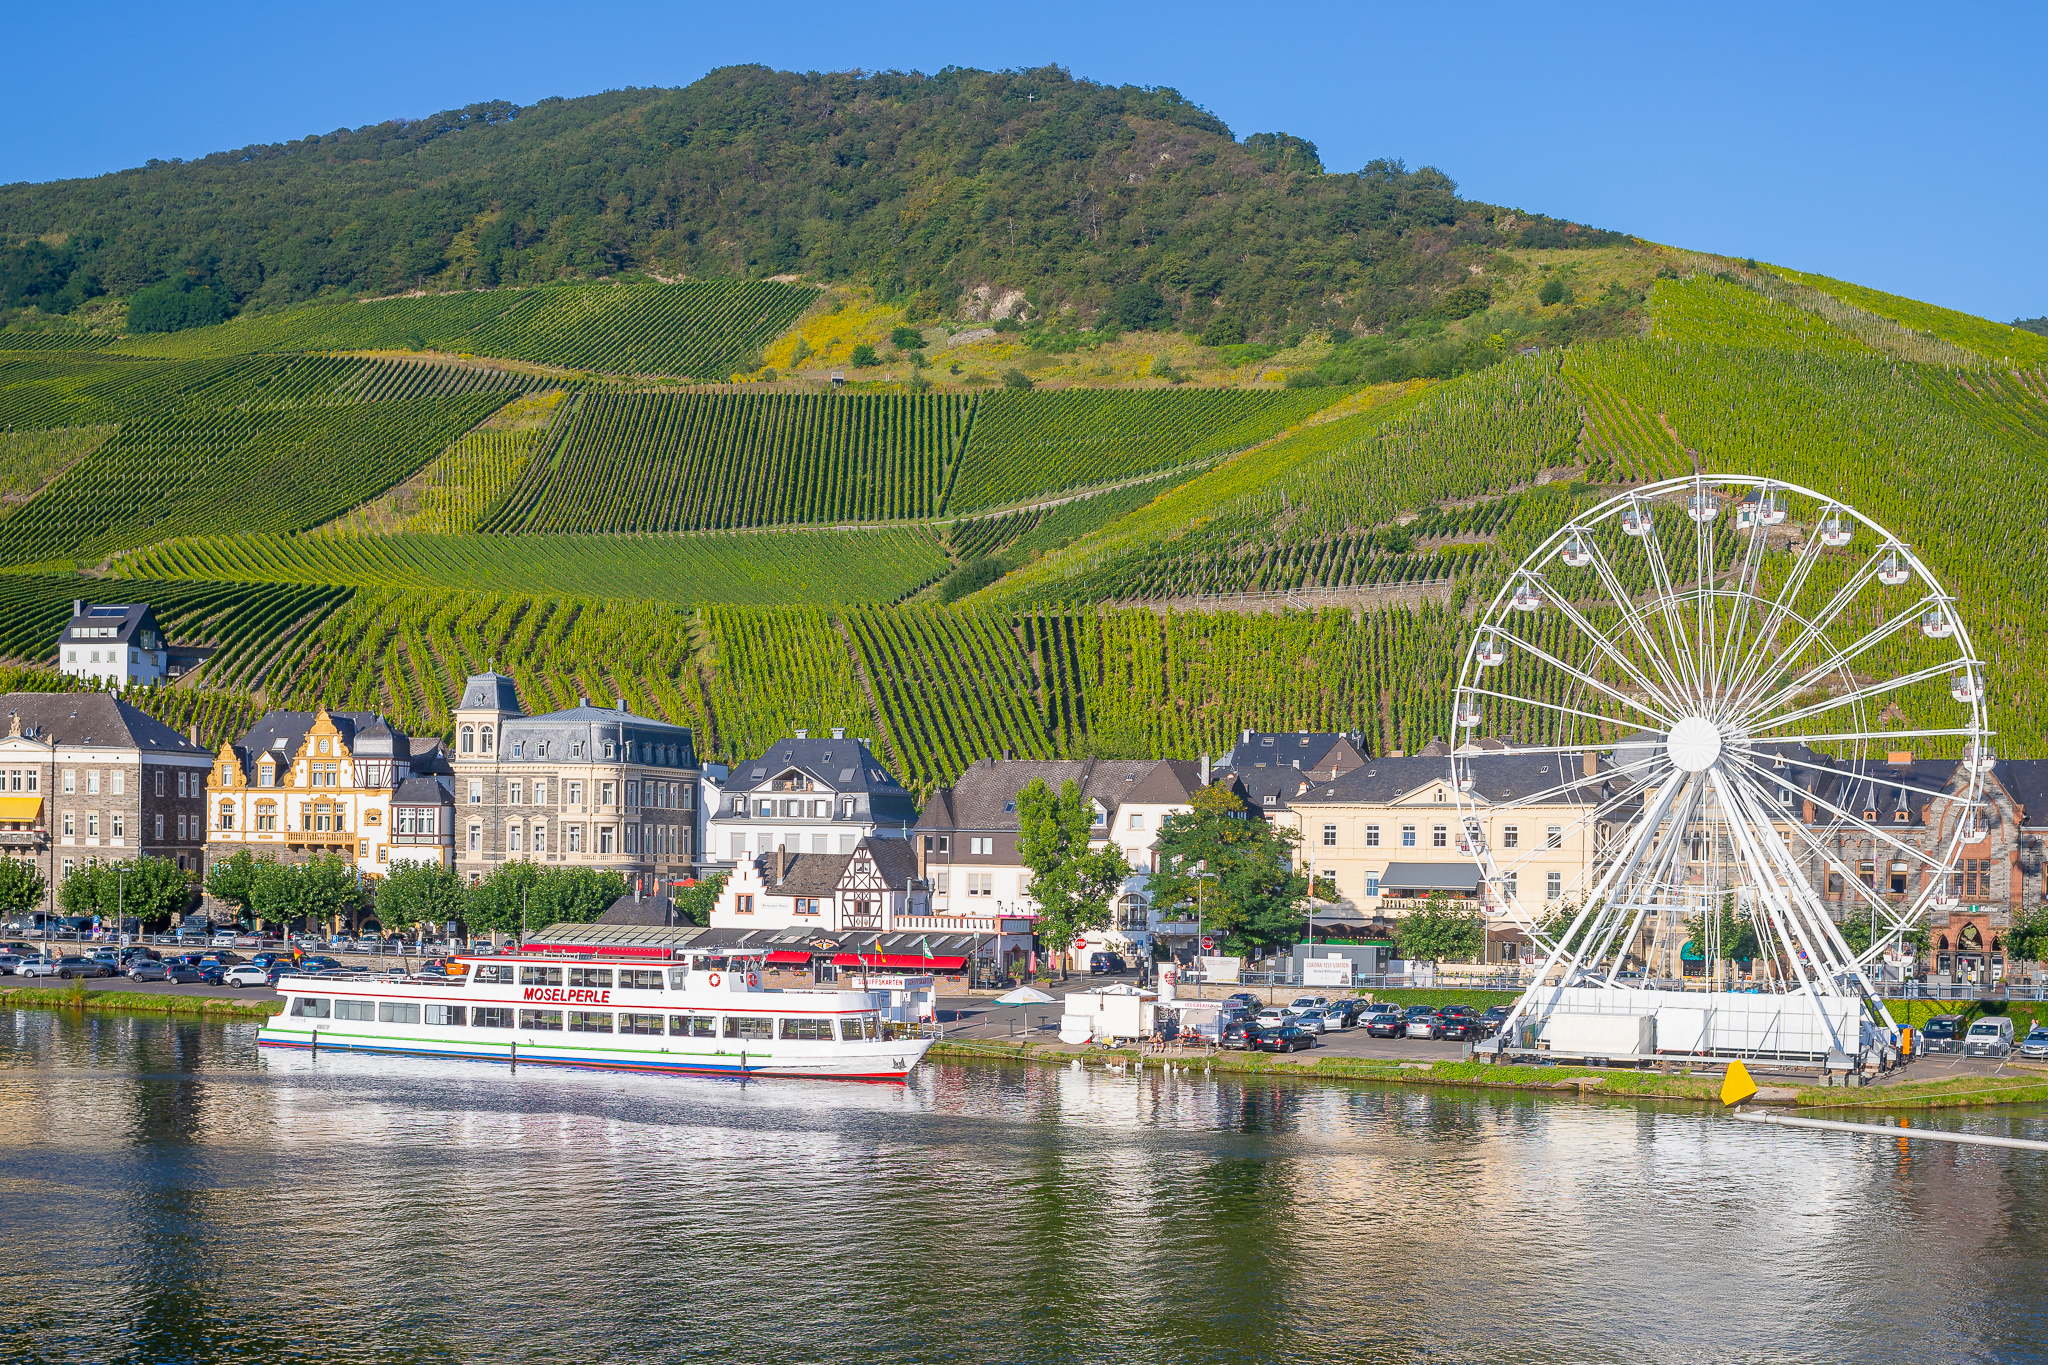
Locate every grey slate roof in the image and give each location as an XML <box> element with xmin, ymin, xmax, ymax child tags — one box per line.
<box><xmin>1998</xmin><ymin>759</ymin><xmax>2048</xmax><ymax>829</ymax></box>
<box><xmin>1</xmin><ymin>692</ymin><xmax>210</xmax><ymax>755</ymax></box>
<box><xmin>1293</xmin><ymin>753</ymin><xmax>1602</xmax><ymax>807</ymax></box>
<box><xmin>912</xmin><ymin>757</ymin><xmax>1210</xmax><ymax>833</ymax></box>
<box><xmin>597</xmin><ymin>894</ymin><xmax>692</xmax><ymax>926</ymax></box>
<box><xmin>392</xmin><ymin>775</ymin><xmax>452</xmax><ymax>805</ymax></box>
<box><xmin>229</xmin><ymin>710</ymin><xmax>396</xmax><ymax>774</ymax></box>
<box><xmin>722</xmin><ymin>736</ymin><xmax>904</xmax><ymax>795</ymax></box>
<box><xmin>459</xmin><ymin>671</ymin><xmax>524</xmax><ymax>713</ymax></box>
<box><xmin>60</xmin><ymin>601</ymin><xmax>161</xmax><ymax>647</ymax></box>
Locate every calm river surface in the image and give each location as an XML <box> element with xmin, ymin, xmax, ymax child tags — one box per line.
<box><xmin>4</xmin><ymin>1011</ymin><xmax>2048</xmax><ymax>1364</ymax></box>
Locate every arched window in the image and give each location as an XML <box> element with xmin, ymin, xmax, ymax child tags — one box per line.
<box><xmin>218</xmin><ymin>800</ymin><xmax>235</xmax><ymax>831</ymax></box>
<box><xmin>1117</xmin><ymin>894</ymin><xmax>1149</xmax><ymax>932</ymax></box>
<box><xmin>460</xmin><ymin>726</ymin><xmax>475</xmax><ymax>755</ymax></box>
<box><xmin>481</xmin><ymin>725</ymin><xmax>494</xmax><ymax>754</ymax></box>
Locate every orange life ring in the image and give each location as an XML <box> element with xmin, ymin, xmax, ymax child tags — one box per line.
<box><xmin>746</xmin><ymin>972</ymin><xmax>759</xmax><ymax>987</ymax></box>
<box><xmin>707</xmin><ymin>971</ymin><xmax>722</xmax><ymax>987</ymax></box>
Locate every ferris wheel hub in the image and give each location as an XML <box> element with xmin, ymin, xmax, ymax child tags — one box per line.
<box><xmin>1665</xmin><ymin>715</ymin><xmax>1724</xmax><ymax>773</ymax></box>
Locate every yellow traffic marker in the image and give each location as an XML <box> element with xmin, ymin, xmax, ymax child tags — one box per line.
<box><xmin>1721</xmin><ymin>1059</ymin><xmax>1759</xmax><ymax>1105</ymax></box>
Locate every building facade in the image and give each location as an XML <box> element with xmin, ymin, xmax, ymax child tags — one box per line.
<box><xmin>1</xmin><ymin>693</ymin><xmax>214</xmax><ymax>914</ymax></box>
<box><xmin>450</xmin><ymin>672</ymin><xmax>701</xmax><ymax>888</ymax></box>
<box><xmin>706</xmin><ymin>731</ymin><xmax>917</xmax><ymax>865</ymax></box>
<box><xmin>207</xmin><ymin>708</ymin><xmax>454</xmax><ymax>893</ymax></box>
<box><xmin>1216</xmin><ymin>730</ymin><xmax>1369</xmax><ymax>814</ymax></box>
<box><xmin>912</xmin><ymin>757</ymin><xmax>1213</xmax><ymax>964</ymax></box>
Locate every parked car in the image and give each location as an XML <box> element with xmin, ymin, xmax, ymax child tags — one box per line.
<box><xmin>1364</xmin><ymin>1008</ymin><xmax>1407</xmax><ymax>1039</ymax></box>
<box><xmin>54</xmin><ymin>956</ymin><xmax>114</xmax><ymax>979</ymax></box>
<box><xmin>1438</xmin><ymin>1014</ymin><xmax>1489</xmax><ymax>1042</ymax></box>
<box><xmin>126</xmin><ymin>959</ymin><xmax>169</xmax><ymax>982</ymax></box>
<box><xmin>1087</xmin><ymin>952</ymin><xmax>1126</xmax><ymax>976</ymax></box>
<box><xmin>2019</xmin><ymin>1026</ymin><xmax>2048</xmax><ymax>1061</ymax></box>
<box><xmin>1220</xmin><ymin>1021</ymin><xmax>1262</xmax><ymax>1051</ymax></box>
<box><xmin>1250</xmin><ymin>1025</ymin><xmax>1316</xmax><ymax>1053</ymax></box>
<box><xmin>222</xmin><ymin>965</ymin><xmax>272</xmax><ymax>989</ymax></box>
<box><xmin>164</xmin><ymin>963</ymin><xmax>222</xmax><ymax>984</ymax></box>
<box><xmin>209</xmin><ymin>932</ymin><xmax>238</xmax><ymax>947</ymax></box>
<box><xmin>1221</xmin><ymin>992</ymin><xmax>1261</xmax><ymax>1011</ymax></box>
<box><xmin>197</xmin><ymin>951</ymin><xmax>245</xmax><ymax>967</ymax></box>
<box><xmin>0</xmin><ymin>954</ymin><xmax>23</xmax><ymax>975</ymax></box>
<box><xmin>1294</xmin><ymin>1009</ymin><xmax>1331</xmax><ymax>1035</ymax></box>
<box><xmin>1963</xmin><ymin>1016</ymin><xmax>2015</xmax><ymax>1058</ymax></box>
<box><xmin>1918</xmin><ymin>1014</ymin><xmax>1963</xmax><ymax>1055</ymax></box>
<box><xmin>1404</xmin><ymin>1008</ymin><xmax>1444</xmax><ymax>1040</ymax></box>
<box><xmin>1254</xmin><ymin>1007</ymin><xmax>1296</xmax><ymax>1029</ymax></box>
<box><xmin>1287</xmin><ymin>996</ymin><xmax>1331</xmax><ymax>1015</ymax></box>
<box><xmin>17</xmin><ymin>957</ymin><xmax>60</xmax><ymax>978</ymax></box>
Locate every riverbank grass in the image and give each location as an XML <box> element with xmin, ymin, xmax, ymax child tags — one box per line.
<box><xmin>0</xmin><ymin>986</ymin><xmax>283</xmax><ymax>1020</ymax></box>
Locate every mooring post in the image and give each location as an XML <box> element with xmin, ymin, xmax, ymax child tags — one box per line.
<box><xmin>509</xmin><ymin>1040</ymin><xmax>517</xmax><ymax>1071</ymax></box>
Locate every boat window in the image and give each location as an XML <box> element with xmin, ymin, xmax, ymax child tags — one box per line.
<box><xmin>518</xmin><ymin>1009</ymin><xmax>564</xmax><ymax>1031</ymax></box>
<box><xmin>378</xmin><ymin>1002</ymin><xmax>421</xmax><ymax>1024</ymax></box>
<box><xmin>698</xmin><ymin>955</ymin><xmax>731</xmax><ymax>973</ymax></box>
<box><xmin>568</xmin><ymin>1011</ymin><xmax>613</xmax><ymax>1033</ymax></box>
<box><xmin>667</xmin><ymin>966</ymin><xmax>691</xmax><ymax>989</ymax></box>
<box><xmin>619</xmin><ymin>1013</ymin><xmax>665</xmax><ymax>1035</ymax></box>
<box><xmin>520</xmin><ymin>966</ymin><xmax>563</xmax><ymax>986</ymax></box>
<box><xmin>289</xmin><ymin>997</ymin><xmax>330</xmax><ymax>1018</ymax></box>
<box><xmin>425</xmin><ymin>1005</ymin><xmax>466</xmax><ymax>1026</ymax></box>
<box><xmin>669</xmin><ymin>1013</ymin><xmax>717</xmax><ymax>1038</ymax></box>
<box><xmin>618</xmin><ymin>969</ymin><xmax>664</xmax><ymax>991</ymax></box>
<box><xmin>472</xmin><ymin>963</ymin><xmax>514</xmax><ymax>985</ymax></box>
<box><xmin>840</xmin><ymin>1014</ymin><xmax>878</xmax><ymax>1041</ymax></box>
<box><xmin>780</xmin><ymin>1017</ymin><xmax>834</xmax><ymax>1041</ymax></box>
<box><xmin>473</xmin><ymin>1007</ymin><xmax>514</xmax><ymax>1029</ymax></box>
<box><xmin>723</xmin><ymin>1015</ymin><xmax>774</xmax><ymax>1041</ymax></box>
<box><xmin>569</xmin><ymin>967</ymin><xmax>613</xmax><ymax>989</ymax></box>
<box><xmin>334</xmin><ymin>1000</ymin><xmax>375</xmax><ymax>1021</ymax></box>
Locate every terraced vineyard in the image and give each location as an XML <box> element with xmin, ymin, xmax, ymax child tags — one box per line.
<box><xmin>946</xmin><ymin>387</ymin><xmax>1342</xmax><ymax>513</ymax></box>
<box><xmin>110</xmin><ymin>280</ymin><xmax>817</xmax><ymax>378</ymax></box>
<box><xmin>113</xmin><ymin>527</ymin><xmax>951</xmax><ymax>606</ymax></box>
<box><xmin>0</xmin><ymin>332</ymin><xmax>114</xmax><ymax>352</ymax></box>
<box><xmin>0</xmin><ymin>353</ymin><xmax>533</xmax><ymax>567</ymax></box>
<box><xmin>483</xmin><ymin>391</ymin><xmax>970</xmax><ymax>532</ymax></box>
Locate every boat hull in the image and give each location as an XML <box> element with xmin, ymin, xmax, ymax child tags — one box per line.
<box><xmin>256</xmin><ymin>1022</ymin><xmax>934</xmax><ymax>1080</ymax></box>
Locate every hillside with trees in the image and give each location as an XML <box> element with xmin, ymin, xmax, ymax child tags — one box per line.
<box><xmin>0</xmin><ymin>65</ymin><xmax>1626</xmax><ymax>342</ymax></box>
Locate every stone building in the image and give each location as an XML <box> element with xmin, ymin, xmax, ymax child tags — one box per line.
<box><xmin>0</xmin><ymin>692</ymin><xmax>214</xmax><ymax>914</ymax></box>
<box><xmin>450</xmin><ymin>672</ymin><xmax>701</xmax><ymax>889</ymax></box>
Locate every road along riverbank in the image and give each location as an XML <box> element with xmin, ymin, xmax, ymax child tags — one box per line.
<box><xmin>927</xmin><ymin>1038</ymin><xmax>2048</xmax><ymax>1113</ymax></box>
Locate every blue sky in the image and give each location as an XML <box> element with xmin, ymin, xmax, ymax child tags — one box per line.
<box><xmin>6</xmin><ymin>1</ymin><xmax>2041</xmax><ymax>321</ymax></box>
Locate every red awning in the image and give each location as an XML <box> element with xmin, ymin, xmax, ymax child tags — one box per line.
<box><xmin>763</xmin><ymin>949</ymin><xmax>814</xmax><ymax>964</ymax></box>
<box><xmin>832</xmin><ymin>952</ymin><xmax>968</xmax><ymax>971</ymax></box>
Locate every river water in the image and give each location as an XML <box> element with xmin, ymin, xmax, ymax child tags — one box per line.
<box><xmin>3</xmin><ymin>1011</ymin><xmax>2047</xmax><ymax>1364</ymax></box>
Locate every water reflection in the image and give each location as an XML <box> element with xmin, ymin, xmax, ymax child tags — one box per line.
<box><xmin>2</xmin><ymin>1011</ymin><xmax>2047</xmax><ymax>1364</ymax></box>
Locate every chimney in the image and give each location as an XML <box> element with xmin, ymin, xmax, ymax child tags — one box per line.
<box><xmin>74</xmin><ymin>599</ymin><xmax>83</xmax><ymax>617</ymax></box>
<box><xmin>1886</xmin><ymin>751</ymin><xmax>1914</xmax><ymax>766</ymax></box>
<box><xmin>1200</xmin><ymin>754</ymin><xmax>1210</xmax><ymax>785</ymax></box>
<box><xmin>578</xmin><ymin>696</ymin><xmax>588</xmax><ymax>708</ymax></box>
<box><xmin>616</xmin><ymin>697</ymin><xmax>626</xmax><ymax>712</ymax></box>
<box><xmin>189</xmin><ymin>725</ymin><xmax>199</xmax><ymax>746</ymax></box>
<box><xmin>1389</xmin><ymin>748</ymin><xmax>1405</xmax><ymax>758</ymax></box>
<box><xmin>1582</xmin><ymin>750</ymin><xmax>1598</xmax><ymax>779</ymax></box>
<box><xmin>795</xmin><ymin>729</ymin><xmax>808</xmax><ymax>739</ymax></box>
<box><xmin>1241</xmin><ymin>728</ymin><xmax>1251</xmax><ymax>745</ymax></box>
<box><xmin>831</xmin><ymin>727</ymin><xmax>846</xmax><ymax>739</ymax></box>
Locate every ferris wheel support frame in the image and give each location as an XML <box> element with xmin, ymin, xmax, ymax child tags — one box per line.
<box><xmin>1451</xmin><ymin>474</ymin><xmax>1989</xmax><ymax>1068</ymax></box>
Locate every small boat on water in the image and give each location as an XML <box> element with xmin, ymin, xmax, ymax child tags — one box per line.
<box><xmin>257</xmin><ymin>947</ymin><xmax>938</xmax><ymax>1080</ymax></box>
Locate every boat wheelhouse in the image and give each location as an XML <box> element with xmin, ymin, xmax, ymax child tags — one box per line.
<box><xmin>256</xmin><ymin>947</ymin><xmax>937</xmax><ymax>1080</ymax></box>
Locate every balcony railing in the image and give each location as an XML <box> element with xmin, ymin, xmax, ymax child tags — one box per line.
<box><xmin>893</xmin><ymin>914</ymin><xmax>1006</xmax><ymax>932</ymax></box>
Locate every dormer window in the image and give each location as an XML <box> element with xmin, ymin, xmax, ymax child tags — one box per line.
<box><xmin>1894</xmin><ymin>809</ymin><xmax>1909</xmax><ymax>824</ymax></box>
<box><xmin>258</xmin><ymin>764</ymin><xmax>275</xmax><ymax>788</ymax></box>
<box><xmin>512</xmin><ymin>741</ymin><xmax>523</xmax><ymax>759</ymax></box>
<box><xmin>604</xmin><ymin>741</ymin><xmax>616</xmax><ymax>760</ymax></box>
<box><xmin>571</xmin><ymin>741</ymin><xmax>584</xmax><ymax>759</ymax></box>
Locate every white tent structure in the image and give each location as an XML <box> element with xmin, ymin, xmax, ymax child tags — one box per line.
<box><xmin>1455</xmin><ymin>474</ymin><xmax>1987</xmax><ymax>1066</ymax></box>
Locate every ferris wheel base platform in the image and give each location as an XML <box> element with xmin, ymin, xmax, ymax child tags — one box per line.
<box><xmin>1496</xmin><ymin>987</ymin><xmax>1879</xmax><ymax>1067</ymax></box>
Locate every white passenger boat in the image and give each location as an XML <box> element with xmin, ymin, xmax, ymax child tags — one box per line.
<box><xmin>256</xmin><ymin>948</ymin><xmax>938</xmax><ymax>1080</ymax></box>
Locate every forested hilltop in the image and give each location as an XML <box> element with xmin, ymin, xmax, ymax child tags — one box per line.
<box><xmin>0</xmin><ymin>65</ymin><xmax>1625</xmax><ymax>340</ymax></box>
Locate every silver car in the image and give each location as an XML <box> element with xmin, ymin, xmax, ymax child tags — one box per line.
<box><xmin>2019</xmin><ymin>1027</ymin><xmax>2048</xmax><ymax>1061</ymax></box>
<box><xmin>16</xmin><ymin>957</ymin><xmax>60</xmax><ymax>978</ymax></box>
<box><xmin>1295</xmin><ymin>1009</ymin><xmax>1331</xmax><ymax>1035</ymax></box>
<box><xmin>126</xmin><ymin>959</ymin><xmax>169</xmax><ymax>982</ymax></box>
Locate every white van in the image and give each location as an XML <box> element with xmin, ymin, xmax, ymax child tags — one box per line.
<box><xmin>1962</xmin><ymin>1016</ymin><xmax>2015</xmax><ymax>1058</ymax></box>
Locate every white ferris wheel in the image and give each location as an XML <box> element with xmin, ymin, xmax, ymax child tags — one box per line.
<box><xmin>1451</xmin><ymin>474</ymin><xmax>1990</xmax><ymax>1059</ymax></box>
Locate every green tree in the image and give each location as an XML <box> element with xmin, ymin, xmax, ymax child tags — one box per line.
<box><xmin>1002</xmin><ymin>368</ymin><xmax>1033</xmax><ymax>390</ymax></box>
<box><xmin>204</xmin><ymin>848</ymin><xmax>269</xmax><ymax>919</ymax></box>
<box><xmin>1149</xmin><ymin>784</ymin><xmax>1307</xmax><ymax>952</ymax></box>
<box><xmin>56</xmin><ymin>857</ymin><xmax>190</xmax><ymax>930</ymax></box>
<box><xmin>249</xmin><ymin>854</ymin><xmax>361</xmax><ymax>932</ymax></box>
<box><xmin>889</xmin><ymin>325</ymin><xmax>926</xmax><ymax>350</ymax></box>
<box><xmin>0</xmin><ymin>860</ymin><xmax>46</xmax><ymax>917</ymax></box>
<box><xmin>850</xmin><ymin>343</ymin><xmax>879</xmax><ymax>367</ymax></box>
<box><xmin>1999</xmin><ymin>905</ymin><xmax>2048</xmax><ymax>964</ymax></box>
<box><xmin>1682</xmin><ymin>900</ymin><xmax>1761</xmax><ymax>963</ymax></box>
<box><xmin>531</xmin><ymin>866</ymin><xmax>630</xmax><ymax>925</ymax></box>
<box><xmin>375</xmin><ymin>863</ymin><xmax>469</xmax><ymax>938</ymax></box>
<box><xmin>672</xmin><ymin>871</ymin><xmax>727</xmax><ymax>927</ymax></box>
<box><xmin>1394</xmin><ymin>892</ymin><xmax>1486</xmax><ymax>962</ymax></box>
<box><xmin>1015</xmin><ymin>779</ymin><xmax>1132</xmax><ymax>970</ymax></box>
<box><xmin>466</xmin><ymin>861</ymin><xmax>544</xmax><ymax>937</ymax></box>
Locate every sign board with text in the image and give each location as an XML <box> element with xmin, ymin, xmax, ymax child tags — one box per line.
<box><xmin>1303</xmin><ymin>958</ymin><xmax>1354</xmax><ymax>987</ymax></box>
<box><xmin>1198</xmin><ymin>955</ymin><xmax>1242</xmax><ymax>984</ymax></box>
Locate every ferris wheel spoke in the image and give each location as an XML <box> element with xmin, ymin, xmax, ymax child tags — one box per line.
<box><xmin>1761</xmin><ymin>777</ymin><xmax>1933</xmax><ymax>925</ymax></box>
<box><xmin>1634</xmin><ymin>513</ymin><xmax>1707</xmax><ymax>704</ymax></box>
<box><xmin>1457</xmin><ymin>686</ymin><xmax>1644</xmax><ymax>735</ymax></box>
<box><xmin>1733</xmin><ymin>592</ymin><xmax>1946</xmax><ymax>726</ymax></box>
<box><xmin>1744</xmin><ymin>660</ymin><xmax>1973</xmax><ymax>736</ymax></box>
<box><xmin>1726</xmin><ymin>751</ymin><xmax>1953</xmax><ymax>871</ymax></box>
<box><xmin>1717</xmin><ymin>507</ymin><xmax>1839</xmax><ymax>709</ymax></box>
<box><xmin>1528</xmin><ymin>584</ymin><xmax>1687</xmax><ymax>721</ymax></box>
<box><xmin>1577</xmin><ymin>538</ymin><xmax>1695</xmax><ymax>706</ymax></box>
<box><xmin>1735</xmin><ymin>744</ymin><xmax>1968</xmax><ymax>810</ymax></box>
<box><xmin>1727</xmin><ymin>547</ymin><xmax>1890</xmax><ymax>717</ymax></box>
<box><xmin>1488</xmin><ymin>625</ymin><xmax>1678</xmax><ymax>730</ymax></box>
<box><xmin>1479</xmin><ymin>788</ymin><xmax>1643</xmax><ymax>883</ymax></box>
<box><xmin>1715</xmin><ymin>769</ymin><xmax>1874</xmax><ymax>1008</ymax></box>
<box><xmin>1750</xmin><ymin>725</ymin><xmax>1983</xmax><ymax>747</ymax></box>
<box><xmin>1457</xmin><ymin>754</ymin><xmax>1660</xmax><ymax>813</ymax></box>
